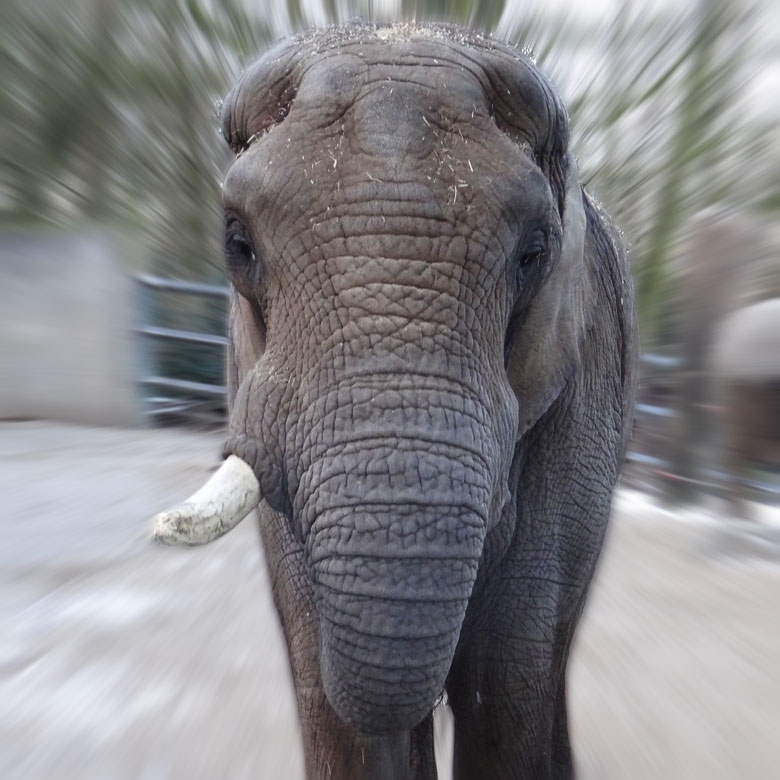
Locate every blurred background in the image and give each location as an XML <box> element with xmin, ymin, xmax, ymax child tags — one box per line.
<box><xmin>1</xmin><ymin>1</ymin><xmax>779</xmax><ymax>778</ymax></box>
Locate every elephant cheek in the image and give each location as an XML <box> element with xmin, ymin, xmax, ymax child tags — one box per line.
<box><xmin>223</xmin><ymin>361</ymin><xmax>294</xmax><ymax>515</ymax></box>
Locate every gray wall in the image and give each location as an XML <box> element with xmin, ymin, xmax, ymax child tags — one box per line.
<box><xmin>0</xmin><ymin>231</ymin><xmax>141</xmax><ymax>426</ymax></box>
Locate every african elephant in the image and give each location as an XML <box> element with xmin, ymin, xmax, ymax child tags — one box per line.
<box><xmin>710</xmin><ymin>297</ymin><xmax>780</xmax><ymax>515</ymax></box>
<box><xmin>153</xmin><ymin>23</ymin><xmax>637</xmax><ymax>779</ymax></box>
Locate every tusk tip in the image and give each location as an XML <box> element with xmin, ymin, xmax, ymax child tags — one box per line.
<box><xmin>152</xmin><ymin>508</ymin><xmax>200</xmax><ymax>546</ymax></box>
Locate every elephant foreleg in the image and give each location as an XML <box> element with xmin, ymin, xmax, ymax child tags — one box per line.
<box><xmin>446</xmin><ymin>640</ymin><xmax>572</xmax><ymax>780</ymax></box>
<box><xmin>445</xmin><ymin>546</ymin><xmax>590</xmax><ymax>780</ymax></box>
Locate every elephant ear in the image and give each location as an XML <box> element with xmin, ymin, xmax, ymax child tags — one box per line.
<box><xmin>505</xmin><ymin>156</ymin><xmax>587</xmax><ymax>439</ymax></box>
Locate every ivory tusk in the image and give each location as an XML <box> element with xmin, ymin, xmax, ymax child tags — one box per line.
<box><xmin>153</xmin><ymin>455</ymin><xmax>260</xmax><ymax>546</ymax></box>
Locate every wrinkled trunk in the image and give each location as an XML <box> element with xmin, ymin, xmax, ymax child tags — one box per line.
<box><xmin>294</xmin><ymin>380</ymin><xmax>501</xmax><ymax>735</ymax></box>
<box><xmin>311</xmin><ymin>471</ymin><xmax>487</xmax><ymax>734</ymax></box>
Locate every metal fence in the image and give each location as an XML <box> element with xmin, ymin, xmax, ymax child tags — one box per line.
<box><xmin>135</xmin><ymin>274</ymin><xmax>229</xmax><ymax>423</ymax></box>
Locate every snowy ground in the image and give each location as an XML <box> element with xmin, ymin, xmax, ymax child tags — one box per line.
<box><xmin>2</xmin><ymin>421</ymin><xmax>779</xmax><ymax>779</ymax></box>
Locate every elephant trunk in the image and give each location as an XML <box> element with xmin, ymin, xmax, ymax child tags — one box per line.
<box><xmin>314</xmin><ymin>503</ymin><xmax>483</xmax><ymax>735</ymax></box>
<box><xmin>296</xmin><ymin>383</ymin><xmax>497</xmax><ymax>734</ymax></box>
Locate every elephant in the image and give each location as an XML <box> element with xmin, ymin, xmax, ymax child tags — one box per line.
<box><xmin>152</xmin><ymin>22</ymin><xmax>637</xmax><ymax>780</ymax></box>
<box><xmin>709</xmin><ymin>297</ymin><xmax>780</xmax><ymax>516</ymax></box>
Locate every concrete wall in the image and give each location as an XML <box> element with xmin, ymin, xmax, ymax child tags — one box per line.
<box><xmin>0</xmin><ymin>231</ymin><xmax>141</xmax><ymax>426</ymax></box>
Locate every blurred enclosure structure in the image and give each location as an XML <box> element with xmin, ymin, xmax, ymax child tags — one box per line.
<box><xmin>1</xmin><ymin>2</ymin><xmax>779</xmax><ymax>471</ymax></box>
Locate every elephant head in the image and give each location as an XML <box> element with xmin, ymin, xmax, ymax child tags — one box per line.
<box><xmin>154</xmin><ymin>24</ymin><xmax>611</xmax><ymax>739</ymax></box>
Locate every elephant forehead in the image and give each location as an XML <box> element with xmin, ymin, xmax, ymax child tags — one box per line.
<box><xmin>293</xmin><ymin>48</ymin><xmax>488</xmax><ymax>135</ymax></box>
<box><xmin>220</xmin><ymin>25</ymin><xmax>559</xmax><ymax>306</ymax></box>
<box><xmin>221</xmin><ymin>24</ymin><xmax>561</xmax><ymax>158</ymax></box>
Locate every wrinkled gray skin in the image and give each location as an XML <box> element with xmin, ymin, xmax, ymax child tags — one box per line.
<box><xmin>710</xmin><ymin>298</ymin><xmax>780</xmax><ymax>516</ymax></box>
<box><xmin>218</xmin><ymin>24</ymin><xmax>637</xmax><ymax>779</ymax></box>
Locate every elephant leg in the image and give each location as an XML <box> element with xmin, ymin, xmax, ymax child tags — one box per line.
<box><xmin>446</xmin><ymin>634</ymin><xmax>573</xmax><ymax>779</ymax></box>
<box><xmin>725</xmin><ymin>450</ymin><xmax>754</xmax><ymax>522</ymax></box>
<box><xmin>445</xmin><ymin>472</ymin><xmax>600</xmax><ymax>780</ymax></box>
<box><xmin>256</xmin><ymin>504</ymin><xmax>437</xmax><ymax>780</ymax></box>
<box><xmin>715</xmin><ymin>383</ymin><xmax>759</xmax><ymax>522</ymax></box>
<box><xmin>445</xmin><ymin>571</ymin><xmax>586</xmax><ymax>780</ymax></box>
<box><xmin>442</xmin><ymin>397</ymin><xmax>611</xmax><ymax>777</ymax></box>
<box><xmin>715</xmin><ymin>422</ymin><xmax>753</xmax><ymax>522</ymax></box>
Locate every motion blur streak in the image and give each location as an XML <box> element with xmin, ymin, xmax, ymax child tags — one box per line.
<box><xmin>1</xmin><ymin>1</ymin><xmax>779</xmax><ymax>778</ymax></box>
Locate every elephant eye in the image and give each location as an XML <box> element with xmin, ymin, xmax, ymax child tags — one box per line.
<box><xmin>512</xmin><ymin>233</ymin><xmax>547</xmax><ymax>286</ymax></box>
<box><xmin>224</xmin><ymin>216</ymin><xmax>256</xmax><ymax>269</ymax></box>
<box><xmin>519</xmin><ymin>243</ymin><xmax>545</xmax><ymax>268</ymax></box>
